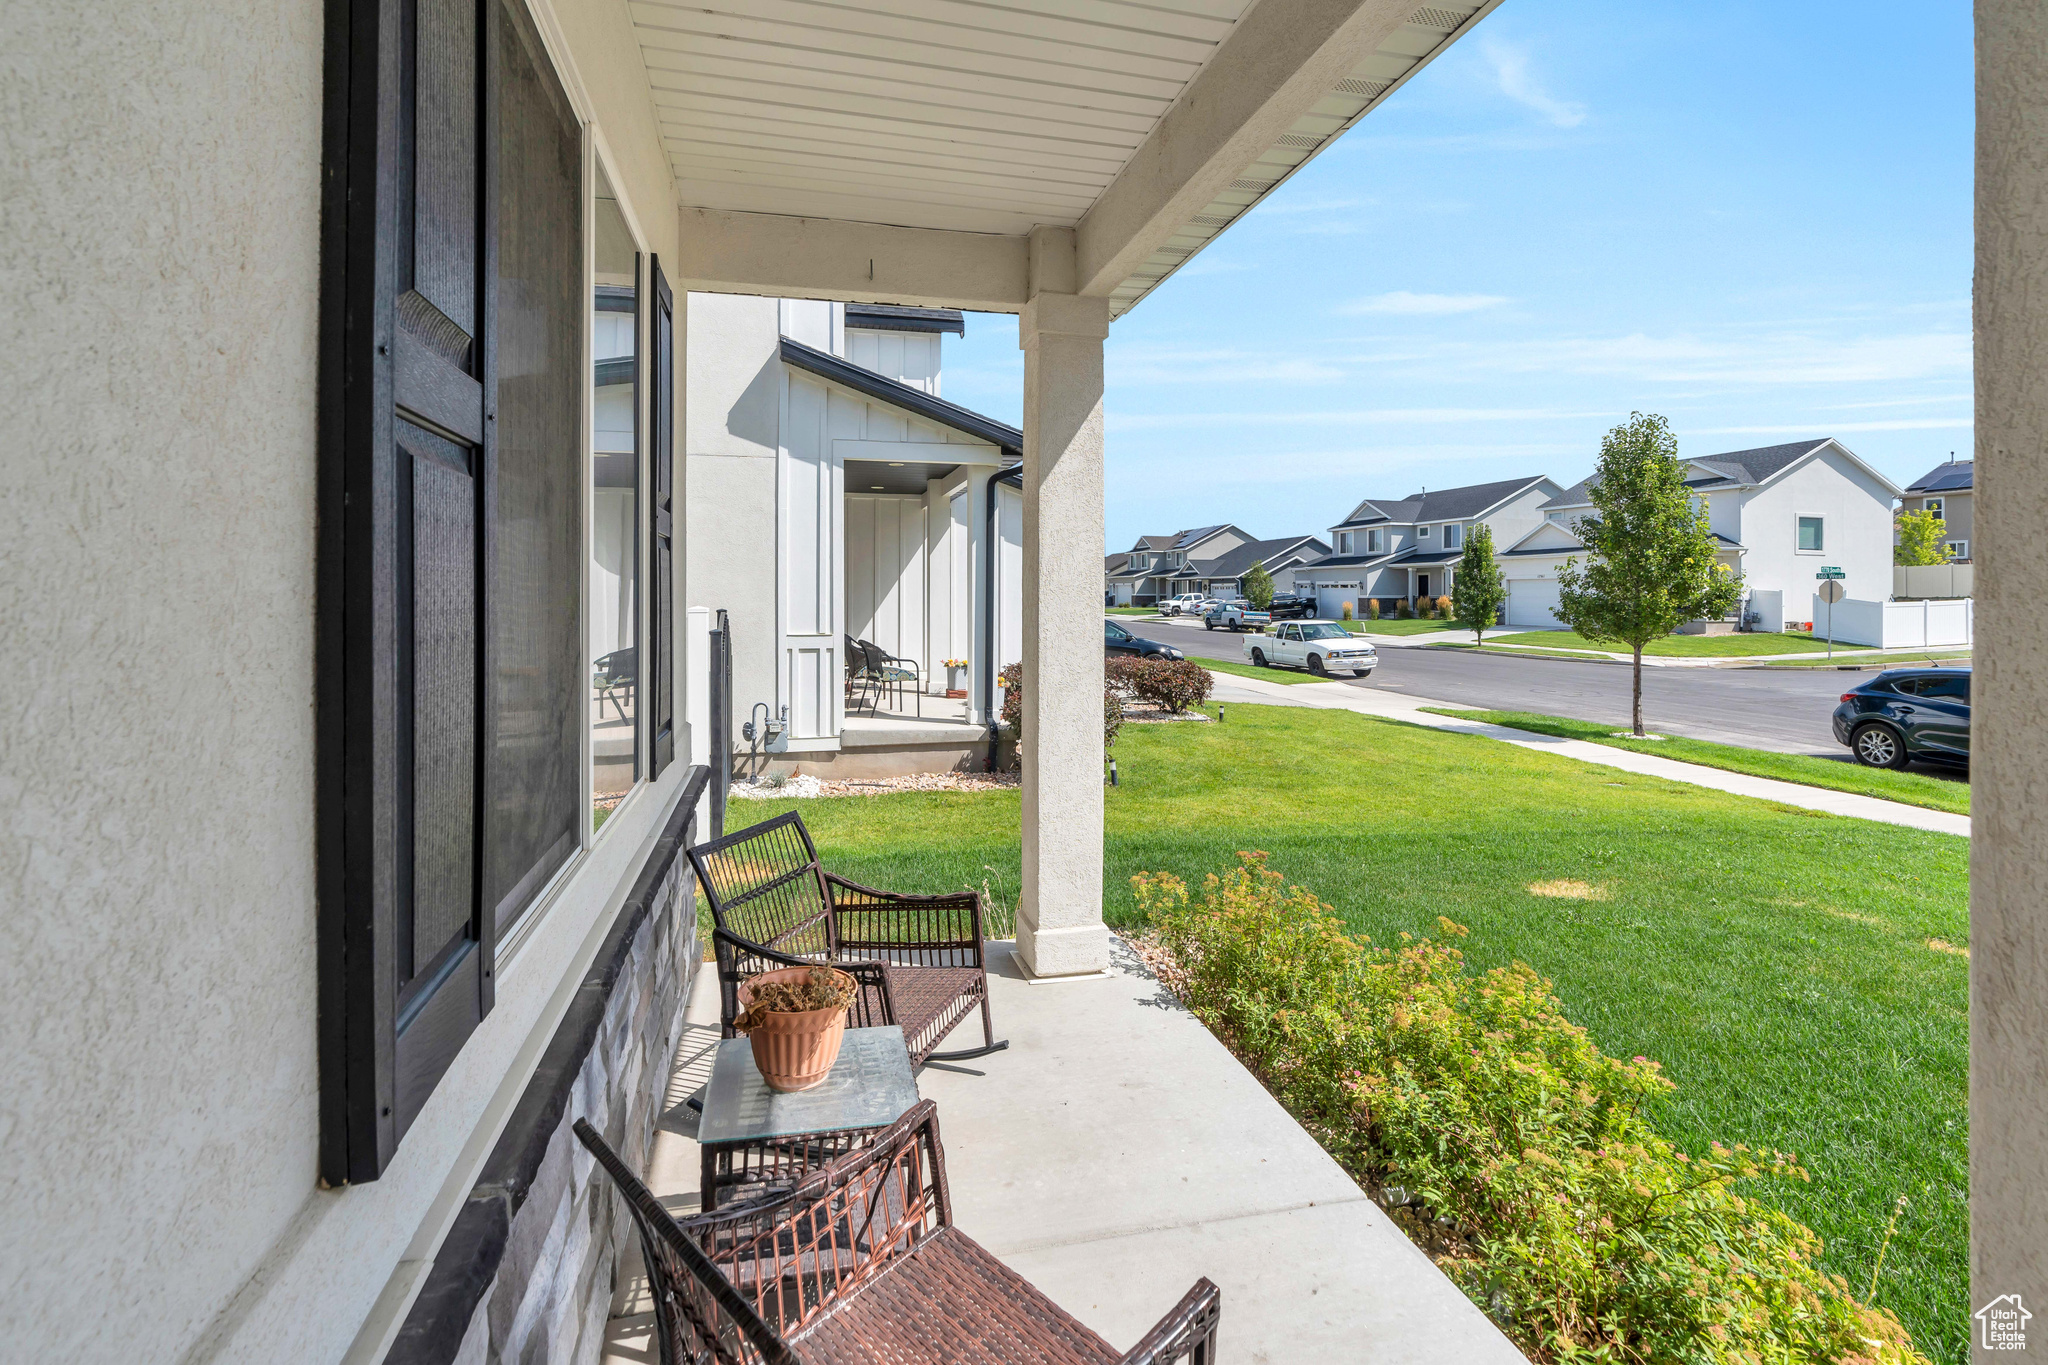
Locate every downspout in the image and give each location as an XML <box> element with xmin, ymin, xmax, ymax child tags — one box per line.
<box><xmin>984</xmin><ymin>463</ymin><xmax>1024</xmax><ymax>771</ymax></box>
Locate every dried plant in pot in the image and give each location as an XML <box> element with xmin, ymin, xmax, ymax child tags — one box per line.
<box><xmin>732</xmin><ymin>966</ymin><xmax>859</xmax><ymax>1092</ymax></box>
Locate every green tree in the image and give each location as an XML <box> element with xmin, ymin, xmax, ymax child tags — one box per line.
<box><xmin>1242</xmin><ymin>560</ymin><xmax>1274</xmax><ymax>610</ymax></box>
<box><xmin>1556</xmin><ymin>413</ymin><xmax>1743</xmax><ymax>735</ymax></box>
<box><xmin>1894</xmin><ymin>509</ymin><xmax>1951</xmax><ymax>566</ymax></box>
<box><xmin>1451</xmin><ymin>525</ymin><xmax>1506</xmax><ymax>644</ymax></box>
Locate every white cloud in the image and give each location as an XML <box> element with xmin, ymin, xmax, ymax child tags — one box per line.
<box><xmin>1481</xmin><ymin>37</ymin><xmax>1587</xmax><ymax>129</ymax></box>
<box><xmin>1694</xmin><ymin>418</ymin><xmax>1973</xmax><ymax>435</ymax></box>
<box><xmin>1338</xmin><ymin>290</ymin><xmax>1508</xmax><ymax>316</ymax></box>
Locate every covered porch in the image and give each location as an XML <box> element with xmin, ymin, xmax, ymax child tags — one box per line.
<box><xmin>604</xmin><ymin>938</ymin><xmax>1522</xmax><ymax>1365</ymax></box>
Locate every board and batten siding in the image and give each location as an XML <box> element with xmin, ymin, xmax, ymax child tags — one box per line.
<box><xmin>844</xmin><ymin>327</ymin><xmax>941</xmax><ymax>394</ymax></box>
<box><xmin>779</xmin><ymin>367</ymin><xmax>1000</xmax><ymax>742</ymax></box>
<box><xmin>846</xmin><ymin>495</ymin><xmax>928</xmax><ymax>665</ymax></box>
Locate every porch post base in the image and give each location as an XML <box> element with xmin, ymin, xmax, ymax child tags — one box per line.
<box><xmin>1015</xmin><ymin>921</ymin><xmax>1112</xmax><ymax>979</ymax></box>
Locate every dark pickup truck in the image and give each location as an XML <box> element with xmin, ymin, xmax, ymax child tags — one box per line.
<box><xmin>1265</xmin><ymin>594</ymin><xmax>1316</xmax><ymax>620</ymax></box>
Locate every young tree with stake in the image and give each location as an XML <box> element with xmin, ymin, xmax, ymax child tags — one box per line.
<box><xmin>1555</xmin><ymin>413</ymin><xmax>1742</xmax><ymax>736</ymax></box>
<box><xmin>1452</xmin><ymin>524</ymin><xmax>1506</xmax><ymax>645</ymax></box>
<box><xmin>1242</xmin><ymin>560</ymin><xmax>1274</xmax><ymax>610</ymax></box>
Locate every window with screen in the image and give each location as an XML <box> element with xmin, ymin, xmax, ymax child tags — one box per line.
<box><xmin>1798</xmin><ymin>517</ymin><xmax>1824</xmax><ymax>552</ymax></box>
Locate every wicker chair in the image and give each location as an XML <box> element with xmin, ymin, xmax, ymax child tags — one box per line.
<box><xmin>576</xmin><ymin>1101</ymin><xmax>1221</xmax><ymax>1365</ymax></box>
<box><xmin>689</xmin><ymin>811</ymin><xmax>1005</xmax><ymax>1066</ymax></box>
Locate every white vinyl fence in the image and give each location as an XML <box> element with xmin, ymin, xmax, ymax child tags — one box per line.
<box><xmin>1894</xmin><ymin>563</ymin><xmax>1975</xmax><ymax>599</ymax></box>
<box><xmin>1808</xmin><ymin>594</ymin><xmax>1973</xmax><ymax>648</ymax></box>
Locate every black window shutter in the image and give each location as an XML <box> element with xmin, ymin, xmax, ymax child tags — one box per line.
<box><xmin>649</xmin><ymin>259</ymin><xmax>676</xmax><ymax>778</ymax></box>
<box><xmin>321</xmin><ymin>0</ymin><xmax>581</xmax><ymax>1185</ymax></box>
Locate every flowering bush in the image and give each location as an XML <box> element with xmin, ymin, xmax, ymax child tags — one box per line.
<box><xmin>1133</xmin><ymin>854</ymin><xmax>1928</xmax><ymax>1365</ymax></box>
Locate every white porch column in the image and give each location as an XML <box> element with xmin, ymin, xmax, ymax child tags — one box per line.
<box><xmin>1975</xmin><ymin>0</ymin><xmax>2048</xmax><ymax>1343</ymax></box>
<box><xmin>1015</xmin><ymin>228</ymin><xmax>1111</xmax><ymax>978</ymax></box>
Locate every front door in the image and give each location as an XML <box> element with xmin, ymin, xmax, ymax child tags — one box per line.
<box><xmin>1417</xmin><ymin>573</ymin><xmax>1431</xmax><ymax>599</ymax></box>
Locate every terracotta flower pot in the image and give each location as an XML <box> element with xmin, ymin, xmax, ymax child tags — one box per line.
<box><xmin>738</xmin><ymin>967</ymin><xmax>851</xmax><ymax>1092</ymax></box>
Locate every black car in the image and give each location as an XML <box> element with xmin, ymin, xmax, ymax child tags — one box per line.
<box><xmin>1265</xmin><ymin>594</ymin><xmax>1316</xmax><ymax>620</ymax></box>
<box><xmin>1832</xmin><ymin>667</ymin><xmax>1970</xmax><ymax>768</ymax></box>
<box><xmin>1105</xmin><ymin>618</ymin><xmax>1185</xmax><ymax>661</ymax></box>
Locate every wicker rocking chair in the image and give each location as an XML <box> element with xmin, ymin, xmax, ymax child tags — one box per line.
<box><xmin>576</xmin><ymin>1101</ymin><xmax>1222</xmax><ymax>1365</ymax></box>
<box><xmin>688</xmin><ymin>811</ymin><xmax>1006</xmax><ymax>1066</ymax></box>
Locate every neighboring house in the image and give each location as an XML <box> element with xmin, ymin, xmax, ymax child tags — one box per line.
<box><xmin>689</xmin><ymin>297</ymin><xmax>1024</xmax><ymax>776</ymax></box>
<box><xmin>1295</xmin><ymin>476</ymin><xmax>1563</xmax><ymax>617</ymax></box>
<box><xmin>1106</xmin><ymin>529</ymin><xmax>1329</xmax><ymax>602</ymax></box>
<box><xmin>1501</xmin><ymin>438</ymin><xmax>1903</xmax><ymax>632</ymax></box>
<box><xmin>1900</xmin><ymin>456</ymin><xmax>1974</xmax><ymax>562</ymax></box>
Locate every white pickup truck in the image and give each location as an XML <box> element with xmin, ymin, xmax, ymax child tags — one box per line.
<box><xmin>1246</xmin><ymin>620</ymin><xmax>1377</xmax><ymax>677</ymax></box>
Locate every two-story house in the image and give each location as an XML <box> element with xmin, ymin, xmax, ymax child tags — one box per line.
<box><xmin>1900</xmin><ymin>457</ymin><xmax>1974</xmax><ymax>562</ymax></box>
<box><xmin>1501</xmin><ymin>438</ymin><xmax>1903</xmax><ymax>631</ymax></box>
<box><xmin>1293</xmin><ymin>476</ymin><xmax>1563</xmax><ymax>617</ymax></box>
<box><xmin>1106</xmin><ymin>528</ymin><xmax>1330</xmax><ymax>604</ymax></box>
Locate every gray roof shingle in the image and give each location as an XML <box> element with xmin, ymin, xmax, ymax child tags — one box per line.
<box><xmin>1545</xmin><ymin>440</ymin><xmax>1833</xmax><ymax>508</ymax></box>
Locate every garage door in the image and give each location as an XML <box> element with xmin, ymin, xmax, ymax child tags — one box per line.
<box><xmin>1506</xmin><ymin>578</ymin><xmax>1565</xmax><ymax>629</ymax></box>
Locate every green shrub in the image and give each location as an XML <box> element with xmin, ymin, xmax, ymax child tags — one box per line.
<box><xmin>1133</xmin><ymin>854</ymin><xmax>1928</xmax><ymax>1365</ymax></box>
<box><xmin>1002</xmin><ymin>660</ymin><xmax>1125</xmax><ymax>751</ymax></box>
<box><xmin>1117</xmin><ymin>656</ymin><xmax>1212</xmax><ymax>714</ymax></box>
<box><xmin>1367</xmin><ymin>599</ymin><xmax>1381</xmax><ymax>620</ymax></box>
<box><xmin>1342</xmin><ymin>600</ymin><xmax>1355</xmax><ymax>621</ymax></box>
<box><xmin>1398</xmin><ymin>598</ymin><xmax>1414</xmax><ymax>619</ymax></box>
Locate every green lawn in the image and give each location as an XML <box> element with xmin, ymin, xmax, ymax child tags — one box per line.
<box><xmin>1762</xmin><ymin>650</ymin><xmax>1971</xmax><ymax>670</ymax></box>
<box><xmin>735</xmin><ymin>705</ymin><xmax>1968</xmax><ymax>1362</ymax></box>
<box><xmin>1346</xmin><ymin>617</ymin><xmax>1467</xmax><ymax>635</ymax></box>
<box><xmin>1421</xmin><ymin>707</ymin><xmax>1970</xmax><ymax>816</ymax></box>
<box><xmin>1488</xmin><ymin>629</ymin><xmax>1872</xmax><ymax>657</ymax></box>
<box><xmin>1198</xmin><ymin>655</ymin><xmax>1333</xmax><ymax>685</ymax></box>
<box><xmin>1107</xmin><ymin>606</ymin><xmax>1158</xmax><ymax>616</ymax></box>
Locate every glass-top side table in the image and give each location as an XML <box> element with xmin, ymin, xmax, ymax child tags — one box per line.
<box><xmin>698</xmin><ymin>1026</ymin><xmax>918</xmax><ymax>1211</ymax></box>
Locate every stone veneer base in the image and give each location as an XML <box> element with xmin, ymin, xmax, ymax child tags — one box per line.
<box><xmin>387</xmin><ymin>770</ymin><xmax>707</xmax><ymax>1365</ymax></box>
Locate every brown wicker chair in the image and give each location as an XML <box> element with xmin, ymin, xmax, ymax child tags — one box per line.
<box><xmin>576</xmin><ymin>1101</ymin><xmax>1221</xmax><ymax>1365</ymax></box>
<box><xmin>688</xmin><ymin>811</ymin><xmax>1005</xmax><ymax>1066</ymax></box>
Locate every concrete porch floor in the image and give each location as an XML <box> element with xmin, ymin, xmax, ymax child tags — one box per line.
<box><xmin>603</xmin><ymin>938</ymin><xmax>1524</xmax><ymax>1364</ymax></box>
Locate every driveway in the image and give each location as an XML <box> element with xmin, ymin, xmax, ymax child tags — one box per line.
<box><xmin>1135</xmin><ymin>618</ymin><xmax>1879</xmax><ymax>755</ymax></box>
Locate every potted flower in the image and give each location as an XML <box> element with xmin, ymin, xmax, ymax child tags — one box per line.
<box><xmin>943</xmin><ymin>657</ymin><xmax>969</xmax><ymax>697</ymax></box>
<box><xmin>732</xmin><ymin>966</ymin><xmax>859</xmax><ymax>1091</ymax></box>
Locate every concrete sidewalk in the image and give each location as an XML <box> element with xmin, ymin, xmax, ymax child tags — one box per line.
<box><xmin>1204</xmin><ymin>669</ymin><xmax>1970</xmax><ymax>838</ymax></box>
<box><xmin>605</xmin><ymin>943</ymin><xmax>1527</xmax><ymax>1365</ymax></box>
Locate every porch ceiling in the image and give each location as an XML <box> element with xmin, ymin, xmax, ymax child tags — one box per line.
<box><xmin>640</xmin><ymin>0</ymin><xmax>1500</xmax><ymax>316</ymax></box>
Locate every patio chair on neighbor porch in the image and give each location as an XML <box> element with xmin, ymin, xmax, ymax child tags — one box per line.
<box><xmin>575</xmin><ymin>1100</ymin><xmax>1222</xmax><ymax>1365</ymax></box>
<box><xmin>850</xmin><ymin>638</ymin><xmax>922</xmax><ymax>718</ymax></box>
<box><xmin>687</xmin><ymin>811</ymin><xmax>1006</xmax><ymax>1067</ymax></box>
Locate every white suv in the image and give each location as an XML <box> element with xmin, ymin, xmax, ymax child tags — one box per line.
<box><xmin>1162</xmin><ymin>593</ymin><xmax>1210</xmax><ymax>616</ymax></box>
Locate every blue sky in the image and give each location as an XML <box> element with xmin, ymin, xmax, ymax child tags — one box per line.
<box><xmin>937</xmin><ymin>0</ymin><xmax>1973</xmax><ymax>552</ymax></box>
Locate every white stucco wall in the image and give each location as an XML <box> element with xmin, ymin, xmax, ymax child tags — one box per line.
<box><xmin>1733</xmin><ymin>446</ymin><xmax>1897</xmax><ymax>606</ymax></box>
<box><xmin>686</xmin><ymin>291</ymin><xmax>785</xmax><ymax>738</ymax></box>
<box><xmin>1</xmin><ymin>0</ymin><xmax>328</xmax><ymax>1355</ymax></box>
<box><xmin>2</xmin><ymin>0</ymin><xmax>703</xmax><ymax>1358</ymax></box>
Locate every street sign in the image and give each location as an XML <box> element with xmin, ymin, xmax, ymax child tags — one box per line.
<box><xmin>1818</xmin><ymin>580</ymin><xmax>1846</xmax><ymax>604</ymax></box>
<box><xmin>1817</xmin><ymin>567</ymin><xmax>1845</xmax><ymax>579</ymax></box>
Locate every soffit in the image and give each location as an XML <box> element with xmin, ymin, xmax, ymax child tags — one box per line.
<box><xmin>631</xmin><ymin>0</ymin><xmax>1497</xmax><ymax>316</ymax></box>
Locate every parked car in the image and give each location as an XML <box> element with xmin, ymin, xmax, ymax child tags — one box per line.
<box><xmin>1203</xmin><ymin>600</ymin><xmax>1271</xmax><ymax>632</ymax></box>
<box><xmin>1160</xmin><ymin>593</ymin><xmax>1210</xmax><ymax>616</ymax></box>
<box><xmin>1832</xmin><ymin>667</ymin><xmax>1970</xmax><ymax>768</ymax></box>
<box><xmin>1105</xmin><ymin>618</ymin><xmax>1186</xmax><ymax>661</ymax></box>
<box><xmin>1265</xmin><ymin>593</ymin><xmax>1316</xmax><ymax>620</ymax></box>
<box><xmin>1247</xmin><ymin>620</ymin><xmax>1376</xmax><ymax>677</ymax></box>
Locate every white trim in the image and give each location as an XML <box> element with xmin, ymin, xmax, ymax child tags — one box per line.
<box><xmin>1795</xmin><ymin>513</ymin><xmax>1826</xmax><ymax>554</ymax></box>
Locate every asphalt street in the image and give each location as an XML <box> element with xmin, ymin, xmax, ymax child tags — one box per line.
<box><xmin>1131</xmin><ymin>616</ymin><xmax>1888</xmax><ymax>756</ymax></box>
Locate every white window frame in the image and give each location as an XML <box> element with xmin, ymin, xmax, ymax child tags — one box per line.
<box><xmin>1796</xmin><ymin>515</ymin><xmax>1825</xmax><ymax>554</ymax></box>
<box><xmin>1947</xmin><ymin>539</ymin><xmax>1969</xmax><ymax>558</ymax></box>
<box><xmin>1337</xmin><ymin>531</ymin><xmax>1353</xmax><ymax>554</ymax></box>
<box><xmin>1444</xmin><ymin>523</ymin><xmax>1463</xmax><ymax>550</ymax></box>
<box><xmin>1367</xmin><ymin>527</ymin><xmax>1384</xmax><ymax>554</ymax></box>
<box><xmin>1925</xmin><ymin>498</ymin><xmax>1944</xmax><ymax>518</ymax></box>
<box><xmin>1418</xmin><ymin>524</ymin><xmax>1432</xmax><ymax>539</ymax></box>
